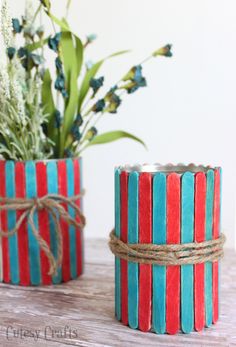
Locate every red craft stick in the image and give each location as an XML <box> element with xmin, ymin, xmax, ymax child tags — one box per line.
<box><xmin>120</xmin><ymin>171</ymin><xmax>128</xmax><ymax>325</ymax></box>
<box><xmin>15</xmin><ymin>162</ymin><xmax>30</xmax><ymax>286</ymax></box>
<box><xmin>57</xmin><ymin>160</ymin><xmax>70</xmax><ymax>282</ymax></box>
<box><xmin>194</xmin><ymin>172</ymin><xmax>206</xmax><ymax>331</ymax></box>
<box><xmin>36</xmin><ymin>162</ymin><xmax>51</xmax><ymax>285</ymax></box>
<box><xmin>212</xmin><ymin>169</ymin><xmax>220</xmax><ymax>323</ymax></box>
<box><xmin>166</xmin><ymin>173</ymin><xmax>180</xmax><ymax>334</ymax></box>
<box><xmin>138</xmin><ymin>173</ymin><xmax>152</xmax><ymax>332</ymax></box>
<box><xmin>0</xmin><ymin>161</ymin><xmax>10</xmax><ymax>283</ymax></box>
<box><xmin>74</xmin><ymin>159</ymin><xmax>82</xmax><ymax>276</ymax></box>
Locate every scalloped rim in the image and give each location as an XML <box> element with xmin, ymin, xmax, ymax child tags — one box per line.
<box><xmin>117</xmin><ymin>163</ymin><xmax>220</xmax><ymax>174</ymax></box>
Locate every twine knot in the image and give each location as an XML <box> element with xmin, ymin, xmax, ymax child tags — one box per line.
<box><xmin>0</xmin><ymin>193</ymin><xmax>86</xmax><ymax>276</ymax></box>
<box><xmin>109</xmin><ymin>230</ymin><xmax>226</xmax><ymax>266</ymax></box>
<box><xmin>34</xmin><ymin>198</ymin><xmax>44</xmax><ymax>210</ymax></box>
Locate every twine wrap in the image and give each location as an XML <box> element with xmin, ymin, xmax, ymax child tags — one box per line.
<box><xmin>0</xmin><ymin>193</ymin><xmax>86</xmax><ymax>276</ymax></box>
<box><xmin>109</xmin><ymin>230</ymin><xmax>225</xmax><ymax>266</ymax></box>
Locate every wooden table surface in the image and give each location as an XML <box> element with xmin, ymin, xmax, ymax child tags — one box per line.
<box><xmin>0</xmin><ymin>239</ymin><xmax>235</xmax><ymax>347</ymax></box>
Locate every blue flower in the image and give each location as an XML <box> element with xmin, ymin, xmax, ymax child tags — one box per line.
<box><xmin>92</xmin><ymin>99</ymin><xmax>106</xmax><ymax>113</ymax></box>
<box><xmin>133</xmin><ymin>65</ymin><xmax>143</xmax><ymax>83</ymax></box>
<box><xmin>75</xmin><ymin>114</ymin><xmax>83</xmax><ymax>126</ymax></box>
<box><xmin>48</xmin><ymin>32</ymin><xmax>61</xmax><ymax>52</ymax></box>
<box><xmin>122</xmin><ymin>77</ymin><xmax>147</xmax><ymax>94</ymax></box>
<box><xmin>12</xmin><ymin>18</ymin><xmax>22</xmax><ymax>33</ymax></box>
<box><xmin>70</xmin><ymin>124</ymin><xmax>82</xmax><ymax>141</ymax></box>
<box><xmin>7</xmin><ymin>47</ymin><xmax>16</xmax><ymax>60</ymax></box>
<box><xmin>55</xmin><ymin>56</ymin><xmax>63</xmax><ymax>73</ymax></box>
<box><xmin>90</xmin><ymin>76</ymin><xmax>104</xmax><ymax>96</ymax></box>
<box><xmin>54</xmin><ymin>110</ymin><xmax>62</xmax><ymax>128</ymax></box>
<box><xmin>61</xmin><ymin>89</ymin><xmax>68</xmax><ymax>98</ymax></box>
<box><xmin>105</xmin><ymin>91</ymin><xmax>122</xmax><ymax>113</ymax></box>
<box><xmin>86</xmin><ymin>127</ymin><xmax>97</xmax><ymax>141</ymax></box>
<box><xmin>86</xmin><ymin>33</ymin><xmax>97</xmax><ymax>43</ymax></box>
<box><xmin>21</xmin><ymin>53</ymin><xmax>44</xmax><ymax>70</ymax></box>
<box><xmin>18</xmin><ymin>47</ymin><xmax>28</xmax><ymax>58</ymax></box>
<box><xmin>30</xmin><ymin>53</ymin><xmax>44</xmax><ymax>67</ymax></box>
<box><xmin>54</xmin><ymin>73</ymin><xmax>67</xmax><ymax>97</ymax></box>
<box><xmin>153</xmin><ymin>44</ymin><xmax>172</xmax><ymax>57</ymax></box>
<box><xmin>109</xmin><ymin>85</ymin><xmax>118</xmax><ymax>93</ymax></box>
<box><xmin>123</xmin><ymin>65</ymin><xmax>143</xmax><ymax>82</ymax></box>
<box><xmin>55</xmin><ymin>75</ymin><xmax>65</xmax><ymax>90</ymax></box>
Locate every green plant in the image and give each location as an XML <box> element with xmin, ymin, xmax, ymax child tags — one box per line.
<box><xmin>0</xmin><ymin>0</ymin><xmax>53</xmax><ymax>160</ymax></box>
<box><xmin>0</xmin><ymin>0</ymin><xmax>172</xmax><ymax>160</ymax></box>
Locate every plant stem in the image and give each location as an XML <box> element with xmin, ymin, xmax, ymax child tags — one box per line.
<box><xmin>66</xmin><ymin>0</ymin><xmax>72</xmax><ymax>19</ymax></box>
<box><xmin>56</xmin><ymin>91</ymin><xmax>62</xmax><ymax>157</ymax></box>
<box><xmin>32</xmin><ymin>4</ymin><xmax>42</xmax><ymax>24</ymax></box>
<box><xmin>139</xmin><ymin>55</ymin><xmax>153</xmax><ymax>65</ymax></box>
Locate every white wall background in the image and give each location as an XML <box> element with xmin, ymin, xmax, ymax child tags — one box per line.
<box><xmin>10</xmin><ymin>0</ymin><xmax>236</xmax><ymax>248</ymax></box>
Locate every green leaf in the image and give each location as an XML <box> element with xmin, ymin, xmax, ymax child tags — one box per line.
<box><xmin>60</xmin><ymin>31</ymin><xmax>79</xmax><ymax>156</ymax></box>
<box><xmin>66</xmin><ymin>0</ymin><xmax>72</xmax><ymax>10</ymax></box>
<box><xmin>49</xmin><ymin>13</ymin><xmax>70</xmax><ymax>31</ymax></box>
<box><xmin>85</xmin><ymin>130</ymin><xmax>146</xmax><ymax>149</ymax></box>
<box><xmin>75</xmin><ymin>35</ymin><xmax>83</xmax><ymax>78</ymax></box>
<box><xmin>60</xmin><ymin>16</ymin><xmax>83</xmax><ymax>77</ymax></box>
<box><xmin>41</xmin><ymin>0</ymin><xmax>51</xmax><ymax>10</ymax></box>
<box><xmin>47</xmin><ymin>13</ymin><xmax>81</xmax><ymax>40</ymax></box>
<box><xmin>42</xmin><ymin>69</ymin><xmax>56</xmax><ymax>140</ymax></box>
<box><xmin>26</xmin><ymin>37</ymin><xmax>49</xmax><ymax>52</ymax></box>
<box><xmin>78</xmin><ymin>50</ymin><xmax>130</xmax><ymax>112</ymax></box>
<box><xmin>60</xmin><ymin>31</ymin><xmax>73</xmax><ymax>84</ymax></box>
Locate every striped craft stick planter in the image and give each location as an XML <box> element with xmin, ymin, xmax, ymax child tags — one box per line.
<box><xmin>113</xmin><ymin>164</ymin><xmax>222</xmax><ymax>334</ymax></box>
<box><xmin>0</xmin><ymin>158</ymin><xmax>84</xmax><ymax>286</ymax></box>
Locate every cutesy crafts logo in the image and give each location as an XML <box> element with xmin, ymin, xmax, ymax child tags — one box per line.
<box><xmin>6</xmin><ymin>325</ymin><xmax>78</xmax><ymax>342</ymax></box>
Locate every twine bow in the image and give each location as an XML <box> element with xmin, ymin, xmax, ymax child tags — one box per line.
<box><xmin>109</xmin><ymin>230</ymin><xmax>226</xmax><ymax>266</ymax></box>
<box><xmin>0</xmin><ymin>193</ymin><xmax>86</xmax><ymax>276</ymax></box>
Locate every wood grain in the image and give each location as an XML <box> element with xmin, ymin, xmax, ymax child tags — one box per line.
<box><xmin>127</xmin><ymin>171</ymin><xmax>139</xmax><ymax>329</ymax></box>
<box><xmin>120</xmin><ymin>171</ymin><xmax>128</xmax><ymax>326</ymax></box>
<box><xmin>213</xmin><ymin>169</ymin><xmax>221</xmax><ymax>324</ymax></box>
<box><xmin>57</xmin><ymin>160</ymin><xmax>70</xmax><ymax>282</ymax></box>
<box><xmin>181</xmin><ymin>172</ymin><xmax>194</xmax><ymax>333</ymax></box>
<box><xmin>194</xmin><ymin>172</ymin><xmax>206</xmax><ymax>331</ymax></box>
<box><xmin>166</xmin><ymin>173</ymin><xmax>181</xmax><ymax>335</ymax></box>
<box><xmin>0</xmin><ymin>239</ymin><xmax>235</xmax><ymax>347</ymax></box>
<box><xmin>15</xmin><ymin>162</ymin><xmax>30</xmax><ymax>286</ymax></box>
<box><xmin>152</xmin><ymin>173</ymin><xmax>166</xmax><ymax>334</ymax></box>
<box><xmin>0</xmin><ymin>161</ymin><xmax>10</xmax><ymax>283</ymax></box>
<box><xmin>138</xmin><ymin>173</ymin><xmax>152</xmax><ymax>332</ymax></box>
<box><xmin>36</xmin><ymin>161</ymin><xmax>51</xmax><ymax>285</ymax></box>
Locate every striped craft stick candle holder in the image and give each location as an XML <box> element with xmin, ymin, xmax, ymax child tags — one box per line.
<box><xmin>0</xmin><ymin>158</ymin><xmax>84</xmax><ymax>286</ymax></box>
<box><xmin>110</xmin><ymin>163</ymin><xmax>224</xmax><ymax>334</ymax></box>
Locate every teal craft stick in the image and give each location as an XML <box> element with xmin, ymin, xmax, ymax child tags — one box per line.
<box><xmin>25</xmin><ymin>161</ymin><xmax>41</xmax><ymax>285</ymax></box>
<box><xmin>205</xmin><ymin>170</ymin><xmax>214</xmax><ymax>327</ymax></box>
<box><xmin>181</xmin><ymin>172</ymin><xmax>194</xmax><ymax>333</ymax></box>
<box><xmin>219</xmin><ymin>168</ymin><xmax>222</xmax><ymax>317</ymax></box>
<box><xmin>6</xmin><ymin>161</ymin><xmax>19</xmax><ymax>284</ymax></box>
<box><xmin>47</xmin><ymin>161</ymin><xmax>62</xmax><ymax>284</ymax></box>
<box><xmin>66</xmin><ymin>159</ymin><xmax>77</xmax><ymax>279</ymax></box>
<box><xmin>152</xmin><ymin>173</ymin><xmax>166</xmax><ymax>334</ymax></box>
<box><xmin>128</xmin><ymin>171</ymin><xmax>139</xmax><ymax>329</ymax></box>
<box><xmin>115</xmin><ymin>168</ymin><xmax>121</xmax><ymax>320</ymax></box>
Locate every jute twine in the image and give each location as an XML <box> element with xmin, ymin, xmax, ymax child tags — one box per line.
<box><xmin>109</xmin><ymin>230</ymin><xmax>226</xmax><ymax>266</ymax></box>
<box><xmin>0</xmin><ymin>193</ymin><xmax>86</xmax><ymax>276</ymax></box>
